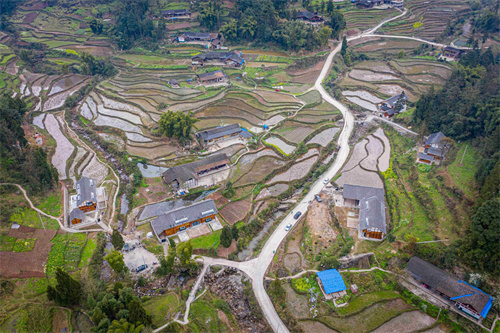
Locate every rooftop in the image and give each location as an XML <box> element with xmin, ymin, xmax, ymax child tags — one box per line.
<box><xmin>317</xmin><ymin>269</ymin><xmax>346</xmax><ymax>294</ymax></box>
<box><xmin>162</xmin><ymin>153</ymin><xmax>230</xmax><ymax>184</ymax></box>
<box><xmin>425</xmin><ymin>131</ymin><xmax>445</xmax><ymax>145</ymax></box>
<box><xmin>406</xmin><ymin>257</ymin><xmax>493</xmax><ymax>318</ymax></box>
<box><xmin>385</xmin><ymin>91</ymin><xmax>408</xmax><ymax>107</ymax></box>
<box><xmin>343</xmin><ymin>184</ymin><xmax>386</xmax><ymax>234</ymax></box>
<box><xmin>181</xmin><ymin>32</ymin><xmax>218</xmax><ymax>39</ymax></box>
<box><xmin>151</xmin><ymin>199</ymin><xmax>218</xmax><ymax>234</ymax></box>
<box><xmin>192</xmin><ymin>51</ymin><xmax>244</xmax><ymax>65</ymax></box>
<box><xmin>198</xmin><ymin>123</ymin><xmax>241</xmax><ymax>141</ymax></box>
<box><xmin>75</xmin><ymin>177</ymin><xmax>96</xmax><ymax>206</ymax></box>
<box><xmin>198</xmin><ymin>70</ymin><xmax>227</xmax><ymax>81</ymax></box>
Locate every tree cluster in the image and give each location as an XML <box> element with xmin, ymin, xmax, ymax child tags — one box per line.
<box><xmin>220</xmin><ymin>225</ymin><xmax>239</xmax><ymax>248</ymax></box>
<box><xmin>0</xmin><ymin>95</ymin><xmax>58</xmax><ymax>195</ymax></box>
<box><xmin>155</xmin><ymin>239</ymin><xmax>197</xmax><ymax>276</ymax></box>
<box><xmin>157</xmin><ymin>110</ymin><xmax>198</xmax><ymax>142</ymax></box>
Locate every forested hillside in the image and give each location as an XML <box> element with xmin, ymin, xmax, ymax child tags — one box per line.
<box><xmin>413</xmin><ymin>48</ymin><xmax>499</xmax><ymax>275</ymax></box>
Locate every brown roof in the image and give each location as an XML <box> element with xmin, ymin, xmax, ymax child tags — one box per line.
<box><xmin>198</xmin><ymin>70</ymin><xmax>227</xmax><ymax>82</ymax></box>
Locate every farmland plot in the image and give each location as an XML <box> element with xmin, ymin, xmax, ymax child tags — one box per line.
<box><xmin>44</xmin><ymin>114</ymin><xmax>74</xmax><ymax>179</ymax></box>
<box><xmin>373</xmin><ymin>128</ymin><xmax>390</xmax><ymax>172</ymax></box>
<box><xmin>126</xmin><ymin>132</ymin><xmax>152</xmax><ymax>143</ymax></box>
<box><xmin>256</xmin><ymin>184</ymin><xmax>289</xmax><ymax>200</ymax></box>
<box><xmin>82</xmin><ymin>155</ymin><xmax>108</xmax><ymax>185</ymax></box>
<box><xmin>360</xmin><ymin>136</ymin><xmax>384</xmax><ymax>171</ymax></box>
<box><xmin>336</xmin><ymin>165</ymin><xmax>384</xmax><ymax>189</ymax></box>
<box><xmin>278</xmin><ymin>125</ymin><xmax>316</xmax><ymax>144</ymax></box>
<box><xmin>342</xmin><ymin>90</ymin><xmax>383</xmax><ymax>104</ymax></box>
<box><xmin>93</xmin><ymin>114</ymin><xmax>142</xmax><ymax>133</ymax></box>
<box><xmin>267</xmin><ymin>156</ymin><xmax>318</xmax><ymax>184</ymax></box>
<box><xmin>256</xmin><ymin>90</ymin><xmax>300</xmax><ymax>104</ymax></box>
<box><xmin>32</xmin><ymin>114</ymin><xmax>45</xmax><ymax>129</ymax></box>
<box><xmin>307</xmin><ymin>127</ymin><xmax>340</xmax><ymax>147</ymax></box>
<box><xmin>68</xmin><ymin>147</ymin><xmax>86</xmax><ymax>182</ymax></box>
<box><xmin>235</xmin><ymin>156</ymin><xmax>287</xmax><ymax>186</ymax></box>
<box><xmin>265</xmin><ymin>136</ymin><xmax>296</xmax><ymax>155</ymax></box>
<box><xmin>342</xmin><ymin>139</ymin><xmax>368</xmax><ymax>172</ymax></box>
<box><xmin>97</xmin><ymin>105</ymin><xmax>143</xmax><ymax>124</ymax></box>
<box><xmin>43</xmin><ymin>80</ymin><xmax>88</xmax><ymax>111</ymax></box>
<box><xmin>345</xmin><ymin>96</ymin><xmax>377</xmax><ymax>111</ymax></box>
<box><xmin>48</xmin><ymin>75</ymin><xmax>86</xmax><ymax>96</ymax></box>
<box><xmin>79</xmin><ymin>102</ymin><xmax>93</xmax><ymax>120</ymax></box>
<box><xmin>297</xmin><ymin>148</ymin><xmax>319</xmax><ymax>162</ymax></box>
<box><xmin>348</xmin><ymin>70</ymin><xmax>400</xmax><ymax>82</ymax></box>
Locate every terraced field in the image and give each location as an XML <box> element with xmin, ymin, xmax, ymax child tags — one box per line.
<box><xmin>377</xmin><ymin>0</ymin><xmax>471</xmax><ymax>41</ymax></box>
<box><xmin>344</xmin><ymin>7</ymin><xmax>401</xmax><ymax>32</ymax></box>
<box><xmin>339</xmin><ymin>51</ymin><xmax>453</xmax><ymax>109</ymax></box>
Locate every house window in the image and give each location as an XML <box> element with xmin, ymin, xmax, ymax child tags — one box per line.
<box><xmin>205</xmin><ymin>217</ymin><xmax>212</xmax><ymax>222</ymax></box>
<box><xmin>192</xmin><ymin>221</ymin><xmax>200</xmax><ymax>226</ymax></box>
<box><xmin>179</xmin><ymin>226</ymin><xmax>186</xmax><ymax>231</ymax></box>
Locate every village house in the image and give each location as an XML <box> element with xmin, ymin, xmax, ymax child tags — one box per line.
<box><xmin>198</xmin><ymin>70</ymin><xmax>228</xmax><ymax>85</ymax></box>
<box><xmin>378</xmin><ymin>91</ymin><xmax>408</xmax><ymax>118</ymax></box>
<box><xmin>196</xmin><ymin>123</ymin><xmax>253</xmax><ymax>147</ymax></box>
<box><xmin>317</xmin><ymin>269</ymin><xmax>347</xmax><ymax>300</ymax></box>
<box><xmin>161</xmin><ymin>9</ymin><xmax>191</xmax><ymax>19</ymax></box>
<box><xmin>192</xmin><ymin>51</ymin><xmax>245</xmax><ymax>67</ymax></box>
<box><xmin>442</xmin><ymin>46</ymin><xmax>464</xmax><ymax>59</ymax></box>
<box><xmin>162</xmin><ymin>153</ymin><xmax>230</xmax><ymax>189</ymax></box>
<box><xmin>296</xmin><ymin>11</ymin><xmax>325</xmax><ymax>25</ymax></box>
<box><xmin>341</xmin><ymin>184</ymin><xmax>387</xmax><ymax>241</ymax></box>
<box><xmin>151</xmin><ymin>199</ymin><xmax>218</xmax><ymax>239</ymax></box>
<box><xmin>417</xmin><ymin>131</ymin><xmax>447</xmax><ymax>165</ymax></box>
<box><xmin>356</xmin><ymin>0</ymin><xmax>383</xmax><ymax>8</ymax></box>
<box><xmin>69</xmin><ymin>177</ymin><xmax>106</xmax><ymax>225</ymax></box>
<box><xmin>405</xmin><ymin>257</ymin><xmax>493</xmax><ymax>319</ymax></box>
<box><xmin>175</xmin><ymin>32</ymin><xmax>222</xmax><ymax>48</ymax></box>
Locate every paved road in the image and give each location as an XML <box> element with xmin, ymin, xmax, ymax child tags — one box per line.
<box><xmin>366</xmin><ymin>114</ymin><xmax>418</xmax><ymax>135</ymax></box>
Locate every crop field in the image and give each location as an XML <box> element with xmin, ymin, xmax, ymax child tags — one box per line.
<box><xmin>266</xmin><ymin>155</ymin><xmax>318</xmax><ymax>184</ymax></box>
<box><xmin>377</xmin><ymin>0</ymin><xmax>471</xmax><ymax>41</ymax></box>
<box><xmin>273</xmin><ymin>123</ymin><xmax>319</xmax><ymax>144</ymax></box>
<box><xmin>307</xmin><ymin>127</ymin><xmax>340</xmax><ymax>147</ymax></box>
<box><xmin>46</xmin><ymin>233</ymin><xmax>87</xmax><ymax>279</ymax></box>
<box><xmin>234</xmin><ymin>156</ymin><xmax>287</xmax><ymax>187</ymax></box>
<box><xmin>219</xmin><ymin>200</ymin><xmax>252</xmax><ymax>225</ymax></box>
<box><xmin>343</xmin><ymin>7</ymin><xmax>401</xmax><ymax>32</ymax></box>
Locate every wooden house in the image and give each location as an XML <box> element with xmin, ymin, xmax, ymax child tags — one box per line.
<box><xmin>151</xmin><ymin>199</ymin><xmax>218</xmax><ymax>239</ymax></box>
<box><xmin>296</xmin><ymin>11</ymin><xmax>325</xmax><ymax>25</ymax></box>
<box><xmin>378</xmin><ymin>91</ymin><xmax>408</xmax><ymax>118</ymax></box>
<box><xmin>196</xmin><ymin>123</ymin><xmax>252</xmax><ymax>146</ymax></box>
<box><xmin>192</xmin><ymin>51</ymin><xmax>245</xmax><ymax>67</ymax></box>
<box><xmin>342</xmin><ymin>184</ymin><xmax>387</xmax><ymax>240</ymax></box>
<box><xmin>443</xmin><ymin>46</ymin><xmax>464</xmax><ymax>59</ymax></box>
<box><xmin>417</xmin><ymin>131</ymin><xmax>447</xmax><ymax>164</ymax></box>
<box><xmin>198</xmin><ymin>70</ymin><xmax>228</xmax><ymax>85</ymax></box>
<box><xmin>161</xmin><ymin>9</ymin><xmax>191</xmax><ymax>19</ymax></box>
<box><xmin>406</xmin><ymin>257</ymin><xmax>493</xmax><ymax>319</ymax></box>
<box><xmin>162</xmin><ymin>153</ymin><xmax>230</xmax><ymax>189</ymax></box>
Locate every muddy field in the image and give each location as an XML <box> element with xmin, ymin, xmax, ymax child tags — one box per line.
<box><xmin>44</xmin><ymin>114</ymin><xmax>74</xmax><ymax>179</ymax></box>
<box><xmin>372</xmin><ymin>311</ymin><xmax>435</xmax><ymax>333</ymax></box>
<box><xmin>219</xmin><ymin>200</ymin><xmax>252</xmax><ymax>225</ymax></box>
<box><xmin>0</xmin><ymin>225</ymin><xmax>57</xmax><ymax>278</ymax></box>
<box><xmin>266</xmin><ymin>156</ymin><xmax>318</xmax><ymax>184</ymax></box>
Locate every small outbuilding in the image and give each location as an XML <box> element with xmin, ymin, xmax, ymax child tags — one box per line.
<box><xmin>317</xmin><ymin>269</ymin><xmax>347</xmax><ymax>300</ymax></box>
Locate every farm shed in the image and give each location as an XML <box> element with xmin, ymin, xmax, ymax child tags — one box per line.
<box><xmin>342</xmin><ymin>184</ymin><xmax>387</xmax><ymax>241</ymax></box>
<box><xmin>197</xmin><ymin>123</ymin><xmax>251</xmax><ymax>146</ymax></box>
<box><xmin>405</xmin><ymin>257</ymin><xmax>493</xmax><ymax>319</ymax></box>
<box><xmin>162</xmin><ymin>153</ymin><xmax>230</xmax><ymax>189</ymax></box>
<box><xmin>317</xmin><ymin>269</ymin><xmax>347</xmax><ymax>300</ymax></box>
<box><xmin>151</xmin><ymin>199</ymin><xmax>218</xmax><ymax>239</ymax></box>
<box><xmin>296</xmin><ymin>11</ymin><xmax>325</xmax><ymax>24</ymax></box>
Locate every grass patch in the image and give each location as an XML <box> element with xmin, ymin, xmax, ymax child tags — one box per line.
<box><xmin>35</xmin><ymin>192</ymin><xmax>62</xmax><ymax>217</ymax></box>
<box><xmin>189</xmin><ymin>230</ymin><xmax>222</xmax><ymax>250</ymax></box>
<box><xmin>447</xmin><ymin>144</ymin><xmax>477</xmax><ymax>198</ymax></box>
<box><xmin>78</xmin><ymin>238</ymin><xmax>97</xmax><ymax>268</ymax></box>
<box><xmin>337</xmin><ymin>290</ymin><xmax>399</xmax><ymax>315</ymax></box>
<box><xmin>10</xmin><ymin>207</ymin><xmax>59</xmax><ymax>230</ymax></box>
<box><xmin>143</xmin><ymin>293</ymin><xmax>180</xmax><ymax>327</ymax></box>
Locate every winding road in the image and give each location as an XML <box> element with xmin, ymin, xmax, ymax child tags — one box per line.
<box><xmin>154</xmin><ymin>8</ymin><xmax>474</xmax><ymax>332</ymax></box>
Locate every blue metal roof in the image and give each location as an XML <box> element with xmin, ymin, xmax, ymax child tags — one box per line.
<box><xmin>317</xmin><ymin>269</ymin><xmax>346</xmax><ymax>294</ymax></box>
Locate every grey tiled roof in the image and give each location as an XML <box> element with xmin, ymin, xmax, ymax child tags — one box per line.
<box><xmin>151</xmin><ymin>199</ymin><xmax>218</xmax><ymax>234</ymax></box>
<box><xmin>426</xmin><ymin>132</ymin><xmax>445</xmax><ymax>145</ymax></box>
<box><xmin>75</xmin><ymin>177</ymin><xmax>96</xmax><ymax>206</ymax></box>
<box><xmin>427</xmin><ymin>147</ymin><xmax>444</xmax><ymax>157</ymax></box>
<box><xmin>405</xmin><ymin>257</ymin><xmax>492</xmax><ymax>316</ymax></box>
<box><xmin>385</xmin><ymin>92</ymin><xmax>408</xmax><ymax>107</ymax></box>
<box><xmin>70</xmin><ymin>208</ymin><xmax>84</xmax><ymax>221</ymax></box>
<box><xmin>162</xmin><ymin>9</ymin><xmax>190</xmax><ymax>15</ymax></box>
<box><xmin>192</xmin><ymin>51</ymin><xmax>244</xmax><ymax>65</ymax></box>
<box><xmin>198</xmin><ymin>124</ymin><xmax>240</xmax><ymax>141</ymax></box>
<box><xmin>418</xmin><ymin>152</ymin><xmax>434</xmax><ymax>161</ymax></box>
<box><xmin>162</xmin><ymin>153</ymin><xmax>230</xmax><ymax>184</ymax></box>
<box><xmin>343</xmin><ymin>184</ymin><xmax>386</xmax><ymax>234</ymax></box>
<box><xmin>182</xmin><ymin>32</ymin><xmax>218</xmax><ymax>40</ymax></box>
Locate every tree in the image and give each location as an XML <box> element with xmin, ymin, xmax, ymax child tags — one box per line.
<box><xmin>199</xmin><ymin>1</ymin><xmax>222</xmax><ymax>30</ymax></box>
<box><xmin>220</xmin><ymin>226</ymin><xmax>233</xmax><ymax>248</ymax></box>
<box><xmin>158</xmin><ymin>110</ymin><xmax>198</xmax><ymax>141</ymax></box>
<box><xmin>47</xmin><ymin>268</ymin><xmax>82</xmax><ymax>306</ymax></box>
<box><xmin>341</xmin><ymin>36</ymin><xmax>348</xmax><ymax>57</ymax></box>
<box><xmin>393</xmin><ymin>91</ymin><xmax>407</xmax><ymax>114</ymax></box>
<box><xmin>176</xmin><ymin>241</ymin><xmax>193</xmax><ymax>267</ymax></box>
<box><xmin>269</xmin><ymin>278</ymin><xmax>285</xmax><ymax>299</ymax></box>
<box><xmin>128</xmin><ymin>299</ymin><xmax>152</xmax><ymax>326</ymax></box>
<box><xmin>222</xmin><ymin>181</ymin><xmax>235</xmax><ymax>198</ymax></box>
<box><xmin>462</xmin><ymin>199</ymin><xmax>500</xmax><ymax>275</ymax></box>
<box><xmin>397</xmin><ymin>50</ymin><xmax>405</xmax><ymax>59</ymax></box>
<box><xmin>318</xmin><ymin>26</ymin><xmax>333</xmax><ymax>47</ymax></box>
<box><xmin>328</xmin><ymin>9</ymin><xmax>346</xmax><ymax>39</ymax></box>
<box><xmin>111</xmin><ymin>229</ymin><xmax>125</xmax><ymax>251</ymax></box>
<box><xmin>108</xmin><ymin>319</ymin><xmax>144</xmax><ymax>333</ymax></box>
<box><xmin>231</xmin><ymin>225</ymin><xmax>239</xmax><ymax>241</ymax></box>
<box><xmin>90</xmin><ymin>18</ymin><xmax>103</xmax><ymax>35</ymax></box>
<box><xmin>105</xmin><ymin>250</ymin><xmax>128</xmax><ymax>274</ymax></box>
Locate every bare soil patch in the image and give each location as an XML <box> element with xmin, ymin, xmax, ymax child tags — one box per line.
<box><xmin>306</xmin><ymin>199</ymin><xmax>338</xmax><ymax>246</ymax></box>
<box><xmin>219</xmin><ymin>200</ymin><xmax>252</xmax><ymax>225</ymax></box>
<box><xmin>217</xmin><ymin>239</ymin><xmax>237</xmax><ymax>257</ymax></box>
<box><xmin>266</xmin><ymin>156</ymin><xmax>317</xmax><ymax>184</ymax></box>
<box><xmin>138</xmin><ymin>178</ymin><xmax>170</xmax><ymax>204</ymax></box>
<box><xmin>284</xmin><ymin>283</ymin><xmax>310</xmax><ymax>319</ymax></box>
<box><xmin>0</xmin><ymin>226</ymin><xmax>57</xmax><ymax>278</ymax></box>
<box><xmin>299</xmin><ymin>320</ymin><xmax>338</xmax><ymax>333</ymax></box>
<box><xmin>349</xmin><ymin>69</ymin><xmax>400</xmax><ymax>82</ymax></box>
<box><xmin>208</xmin><ymin>192</ymin><xmax>230</xmax><ymax>208</ymax></box>
<box><xmin>336</xmin><ymin>166</ymin><xmax>383</xmax><ymax>189</ymax></box>
<box><xmin>372</xmin><ymin>311</ymin><xmax>435</xmax><ymax>333</ymax></box>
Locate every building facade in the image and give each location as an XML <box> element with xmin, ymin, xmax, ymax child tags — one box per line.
<box><xmin>151</xmin><ymin>199</ymin><xmax>218</xmax><ymax>239</ymax></box>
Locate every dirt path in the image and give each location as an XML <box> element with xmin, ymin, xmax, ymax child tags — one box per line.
<box><xmin>0</xmin><ymin>183</ymin><xmax>103</xmax><ymax>233</ymax></box>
